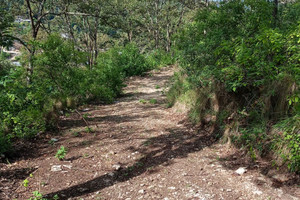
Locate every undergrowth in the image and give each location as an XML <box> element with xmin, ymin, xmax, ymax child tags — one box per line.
<box><xmin>0</xmin><ymin>35</ymin><xmax>172</xmax><ymax>155</ymax></box>
<box><xmin>167</xmin><ymin>0</ymin><xmax>300</xmax><ymax>173</ymax></box>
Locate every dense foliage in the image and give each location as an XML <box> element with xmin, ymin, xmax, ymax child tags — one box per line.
<box><xmin>0</xmin><ymin>34</ymin><xmax>168</xmax><ymax>154</ymax></box>
<box><xmin>171</xmin><ymin>0</ymin><xmax>300</xmax><ymax>172</ymax></box>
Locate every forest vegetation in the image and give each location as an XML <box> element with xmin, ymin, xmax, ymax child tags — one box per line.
<box><xmin>0</xmin><ymin>0</ymin><xmax>299</xmax><ymax>179</ymax></box>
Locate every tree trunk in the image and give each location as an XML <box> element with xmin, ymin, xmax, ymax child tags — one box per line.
<box><xmin>166</xmin><ymin>24</ymin><xmax>171</xmax><ymax>52</ymax></box>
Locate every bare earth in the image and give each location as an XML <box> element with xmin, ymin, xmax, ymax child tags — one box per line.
<box><xmin>1</xmin><ymin>67</ymin><xmax>299</xmax><ymax>200</ymax></box>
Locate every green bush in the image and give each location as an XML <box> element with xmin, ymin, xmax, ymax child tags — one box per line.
<box><xmin>175</xmin><ymin>0</ymin><xmax>299</xmax><ymax>116</ymax></box>
<box><xmin>98</xmin><ymin>43</ymin><xmax>152</xmax><ymax>77</ymax></box>
<box><xmin>274</xmin><ymin>116</ymin><xmax>300</xmax><ymax>172</ymax></box>
<box><xmin>0</xmin><ymin>61</ymin><xmax>45</xmax><ymax>153</ymax></box>
<box><xmin>172</xmin><ymin>0</ymin><xmax>300</xmax><ymax>172</ymax></box>
<box><xmin>0</xmin><ymin>37</ymin><xmax>157</xmax><ymax>154</ymax></box>
<box><xmin>0</xmin><ymin>132</ymin><xmax>11</xmax><ymax>154</ymax></box>
<box><xmin>146</xmin><ymin>49</ymin><xmax>175</xmax><ymax>68</ymax></box>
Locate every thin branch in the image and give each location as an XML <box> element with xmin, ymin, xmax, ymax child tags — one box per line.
<box><xmin>4</xmin><ymin>35</ymin><xmax>31</xmax><ymax>53</ymax></box>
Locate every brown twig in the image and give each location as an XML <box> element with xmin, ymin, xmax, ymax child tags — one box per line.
<box><xmin>75</xmin><ymin>109</ymin><xmax>91</xmax><ymax>130</ymax></box>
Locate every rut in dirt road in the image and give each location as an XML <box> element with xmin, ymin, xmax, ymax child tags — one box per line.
<box><xmin>3</xmin><ymin>67</ymin><xmax>299</xmax><ymax>200</ymax></box>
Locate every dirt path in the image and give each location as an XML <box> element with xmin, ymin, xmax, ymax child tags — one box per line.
<box><xmin>1</xmin><ymin>67</ymin><xmax>299</xmax><ymax>200</ymax></box>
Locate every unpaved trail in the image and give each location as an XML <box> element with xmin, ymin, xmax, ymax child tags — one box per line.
<box><xmin>1</xmin><ymin>67</ymin><xmax>299</xmax><ymax>200</ymax></box>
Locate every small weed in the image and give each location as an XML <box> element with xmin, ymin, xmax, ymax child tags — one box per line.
<box><xmin>83</xmin><ymin>113</ymin><xmax>90</xmax><ymax>119</ymax></box>
<box><xmin>135</xmin><ymin>161</ymin><xmax>144</xmax><ymax>167</ymax></box>
<box><xmin>6</xmin><ymin>158</ymin><xmax>11</xmax><ymax>165</ymax></box>
<box><xmin>73</xmin><ymin>132</ymin><xmax>80</xmax><ymax>137</ymax></box>
<box><xmin>83</xmin><ymin>153</ymin><xmax>89</xmax><ymax>158</ymax></box>
<box><xmin>28</xmin><ymin>191</ymin><xmax>44</xmax><ymax>200</ymax></box>
<box><xmin>48</xmin><ymin>138</ymin><xmax>58</xmax><ymax>146</ymax></box>
<box><xmin>149</xmin><ymin>99</ymin><xmax>157</xmax><ymax>104</ymax></box>
<box><xmin>147</xmin><ymin>166</ymin><xmax>154</xmax><ymax>171</ymax></box>
<box><xmin>23</xmin><ymin>179</ymin><xmax>29</xmax><ymax>187</ymax></box>
<box><xmin>27</xmin><ymin>191</ymin><xmax>59</xmax><ymax>200</ymax></box>
<box><xmin>23</xmin><ymin>173</ymin><xmax>34</xmax><ymax>188</ymax></box>
<box><xmin>249</xmin><ymin>146</ymin><xmax>257</xmax><ymax>161</ymax></box>
<box><xmin>55</xmin><ymin>146</ymin><xmax>67</xmax><ymax>161</ymax></box>
<box><xmin>155</xmin><ymin>85</ymin><xmax>160</xmax><ymax>89</ymax></box>
<box><xmin>127</xmin><ymin>166</ymin><xmax>134</xmax><ymax>171</ymax></box>
<box><xmin>139</xmin><ymin>99</ymin><xmax>147</xmax><ymax>104</ymax></box>
<box><xmin>85</xmin><ymin>127</ymin><xmax>94</xmax><ymax>133</ymax></box>
<box><xmin>143</xmin><ymin>140</ymin><xmax>152</xmax><ymax>146</ymax></box>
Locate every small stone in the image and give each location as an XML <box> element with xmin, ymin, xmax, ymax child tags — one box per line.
<box><xmin>1</xmin><ymin>154</ymin><xmax>5</xmax><ymax>158</ymax></box>
<box><xmin>138</xmin><ymin>189</ymin><xmax>145</xmax><ymax>194</ymax></box>
<box><xmin>51</xmin><ymin>138</ymin><xmax>59</xmax><ymax>142</ymax></box>
<box><xmin>235</xmin><ymin>167</ymin><xmax>247</xmax><ymax>175</ymax></box>
<box><xmin>112</xmin><ymin>164</ymin><xmax>121</xmax><ymax>171</ymax></box>
<box><xmin>51</xmin><ymin>165</ymin><xmax>62</xmax><ymax>172</ymax></box>
<box><xmin>168</xmin><ymin>186</ymin><xmax>176</xmax><ymax>190</ymax></box>
<box><xmin>148</xmin><ymin>185</ymin><xmax>154</xmax><ymax>189</ymax></box>
<box><xmin>110</xmin><ymin>151</ymin><xmax>117</xmax><ymax>155</ymax></box>
<box><xmin>226</xmin><ymin>189</ymin><xmax>232</xmax><ymax>192</ymax></box>
<box><xmin>253</xmin><ymin>190</ymin><xmax>263</xmax><ymax>195</ymax></box>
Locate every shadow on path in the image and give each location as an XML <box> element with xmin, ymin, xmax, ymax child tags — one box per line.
<box><xmin>45</xmin><ymin>126</ymin><xmax>218</xmax><ymax>199</ymax></box>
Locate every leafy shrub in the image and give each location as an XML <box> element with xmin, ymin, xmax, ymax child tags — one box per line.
<box><xmin>274</xmin><ymin>116</ymin><xmax>300</xmax><ymax>172</ymax></box>
<box><xmin>146</xmin><ymin>49</ymin><xmax>175</xmax><ymax>68</ymax></box>
<box><xmin>0</xmin><ymin>132</ymin><xmax>11</xmax><ymax>154</ymax></box>
<box><xmin>0</xmin><ymin>60</ymin><xmax>46</xmax><ymax>152</ymax></box>
<box><xmin>98</xmin><ymin>43</ymin><xmax>152</xmax><ymax>77</ymax></box>
<box><xmin>172</xmin><ymin>0</ymin><xmax>300</xmax><ymax>172</ymax></box>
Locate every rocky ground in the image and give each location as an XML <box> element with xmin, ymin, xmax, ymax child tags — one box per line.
<box><xmin>1</xmin><ymin>66</ymin><xmax>299</xmax><ymax>200</ymax></box>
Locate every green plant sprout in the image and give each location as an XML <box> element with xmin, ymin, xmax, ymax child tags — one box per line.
<box><xmin>55</xmin><ymin>146</ymin><xmax>67</xmax><ymax>160</ymax></box>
